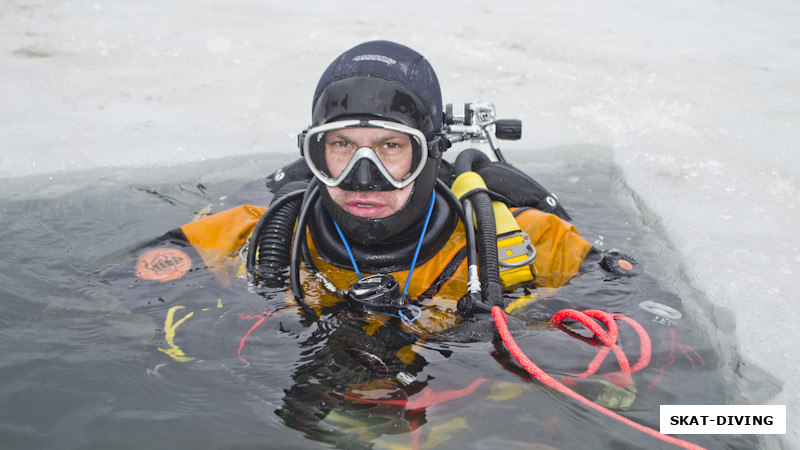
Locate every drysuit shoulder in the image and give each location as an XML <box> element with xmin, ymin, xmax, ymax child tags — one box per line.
<box><xmin>513</xmin><ymin>208</ymin><xmax>593</xmax><ymax>288</ymax></box>
<box><xmin>180</xmin><ymin>204</ymin><xmax>265</xmax><ymax>268</ymax></box>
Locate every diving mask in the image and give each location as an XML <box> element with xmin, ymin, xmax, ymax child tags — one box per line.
<box><xmin>303</xmin><ymin>120</ymin><xmax>428</xmax><ymax>191</ymax></box>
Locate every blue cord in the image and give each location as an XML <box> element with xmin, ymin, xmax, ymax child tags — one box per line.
<box><xmin>382</xmin><ymin>305</ymin><xmax>423</xmax><ymax>323</ymax></box>
<box><xmin>332</xmin><ymin>190</ymin><xmax>435</xmax><ymax>322</ymax></box>
<box><xmin>398</xmin><ymin>305</ymin><xmax>423</xmax><ymax>324</ymax></box>
<box><xmin>333</xmin><ymin>220</ymin><xmax>363</xmax><ymax>279</ymax></box>
<box><xmin>404</xmin><ymin>190</ymin><xmax>436</xmax><ymax>294</ymax></box>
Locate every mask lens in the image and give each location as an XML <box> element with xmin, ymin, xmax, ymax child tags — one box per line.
<box><xmin>304</xmin><ymin>120</ymin><xmax>426</xmax><ymax>189</ymax></box>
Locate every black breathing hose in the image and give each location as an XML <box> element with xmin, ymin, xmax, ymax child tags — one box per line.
<box><xmin>435</xmin><ymin>178</ymin><xmax>467</xmax><ymax>224</ymax></box>
<box><xmin>243</xmin><ymin>179</ymin><xmax>319</xmax><ymax>321</ymax></box>
<box><xmin>462</xmin><ymin>200</ymin><xmax>478</xmax><ymax>270</ymax></box>
<box><xmin>289</xmin><ymin>183</ymin><xmax>321</xmax><ymax>320</ymax></box>
<box><xmin>453</xmin><ymin>148</ymin><xmax>489</xmax><ymax>175</ymax></box>
<box><xmin>454</xmin><ymin>149</ymin><xmax>504</xmax><ymax>308</ymax></box>
<box><xmin>246</xmin><ymin>182</ymin><xmax>308</xmax><ymax>287</ymax></box>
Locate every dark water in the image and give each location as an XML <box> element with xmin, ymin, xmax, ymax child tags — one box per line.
<box><xmin>0</xmin><ymin>147</ymin><xmax>772</xmax><ymax>449</ymax></box>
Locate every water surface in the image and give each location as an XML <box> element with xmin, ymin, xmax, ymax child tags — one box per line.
<box><xmin>0</xmin><ymin>148</ymin><xmax>772</xmax><ymax>449</ymax></box>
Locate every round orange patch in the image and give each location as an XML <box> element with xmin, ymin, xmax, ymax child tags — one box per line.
<box><xmin>135</xmin><ymin>248</ymin><xmax>192</xmax><ymax>282</ymax></box>
<box><xmin>618</xmin><ymin>259</ymin><xmax>634</xmax><ymax>271</ymax></box>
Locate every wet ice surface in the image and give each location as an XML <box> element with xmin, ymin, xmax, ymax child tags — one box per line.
<box><xmin>2</xmin><ymin>0</ymin><xmax>798</xmax><ymax>447</ymax></box>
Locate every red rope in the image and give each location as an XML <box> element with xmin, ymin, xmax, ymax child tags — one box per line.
<box><xmin>550</xmin><ymin>308</ymin><xmax>651</xmax><ymax>387</ymax></box>
<box><xmin>493</xmin><ymin>305</ymin><xmax>706</xmax><ymax>450</ymax></box>
<box><xmin>649</xmin><ymin>327</ymin><xmax>705</xmax><ymax>389</ymax></box>
<box><xmin>343</xmin><ymin>377</ymin><xmax>488</xmax><ymax>412</ymax></box>
<box><xmin>236</xmin><ymin>310</ymin><xmax>275</xmax><ymax>363</ymax></box>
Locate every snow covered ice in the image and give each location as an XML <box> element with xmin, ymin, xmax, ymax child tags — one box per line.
<box><xmin>2</xmin><ymin>0</ymin><xmax>798</xmax><ymax>447</ymax></box>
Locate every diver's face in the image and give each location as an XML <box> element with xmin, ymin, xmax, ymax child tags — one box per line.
<box><xmin>324</xmin><ymin>127</ymin><xmax>414</xmax><ymax>219</ymax></box>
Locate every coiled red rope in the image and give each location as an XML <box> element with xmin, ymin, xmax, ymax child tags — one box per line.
<box><xmin>492</xmin><ymin>305</ymin><xmax>706</xmax><ymax>450</ymax></box>
<box><xmin>550</xmin><ymin>308</ymin><xmax>651</xmax><ymax>388</ymax></box>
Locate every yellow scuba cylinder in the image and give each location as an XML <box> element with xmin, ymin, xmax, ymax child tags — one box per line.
<box><xmin>451</xmin><ymin>171</ymin><xmax>535</xmax><ymax>287</ymax></box>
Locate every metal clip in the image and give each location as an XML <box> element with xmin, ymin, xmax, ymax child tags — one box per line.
<box><xmin>497</xmin><ymin>231</ymin><xmax>536</xmax><ymax>286</ymax></box>
<box><xmin>498</xmin><ymin>231</ymin><xmax>536</xmax><ymax>268</ymax></box>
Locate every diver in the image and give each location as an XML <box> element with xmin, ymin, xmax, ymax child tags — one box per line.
<box><xmin>98</xmin><ymin>40</ymin><xmax>732</xmax><ymax>449</ymax></box>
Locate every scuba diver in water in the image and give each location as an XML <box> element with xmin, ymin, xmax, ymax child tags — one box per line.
<box><xmin>100</xmin><ymin>41</ymin><xmax>731</xmax><ymax>449</ymax></box>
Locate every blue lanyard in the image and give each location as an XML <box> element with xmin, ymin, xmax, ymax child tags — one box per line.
<box><xmin>403</xmin><ymin>190</ymin><xmax>436</xmax><ymax>294</ymax></box>
<box><xmin>333</xmin><ymin>220</ymin><xmax>363</xmax><ymax>279</ymax></box>
<box><xmin>332</xmin><ymin>190</ymin><xmax>436</xmax><ymax>321</ymax></box>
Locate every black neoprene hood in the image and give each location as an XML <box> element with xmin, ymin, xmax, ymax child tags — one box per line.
<box><xmin>311</xmin><ymin>40</ymin><xmax>443</xmax><ymax>140</ymax></box>
<box><xmin>309</xmin><ymin>40</ymin><xmax>445</xmax><ymax>246</ymax></box>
